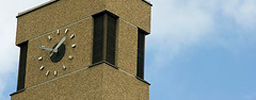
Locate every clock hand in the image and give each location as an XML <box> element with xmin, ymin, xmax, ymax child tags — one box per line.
<box><xmin>37</xmin><ymin>46</ymin><xmax>57</xmax><ymax>53</ymax></box>
<box><xmin>49</xmin><ymin>52</ymin><xmax>54</xmax><ymax>57</ymax></box>
<box><xmin>50</xmin><ymin>37</ymin><xmax>66</xmax><ymax>57</ymax></box>
<box><xmin>54</xmin><ymin>36</ymin><xmax>66</xmax><ymax>51</ymax></box>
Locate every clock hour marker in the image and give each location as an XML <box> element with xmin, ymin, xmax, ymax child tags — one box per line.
<box><xmin>38</xmin><ymin>56</ymin><xmax>43</xmax><ymax>61</ymax></box>
<box><xmin>40</xmin><ymin>66</ymin><xmax>45</xmax><ymax>70</ymax></box>
<box><xmin>70</xmin><ymin>34</ymin><xmax>75</xmax><ymax>39</ymax></box>
<box><xmin>57</xmin><ymin>29</ymin><xmax>60</xmax><ymax>35</ymax></box>
<box><xmin>69</xmin><ymin>56</ymin><xmax>73</xmax><ymax>60</ymax></box>
<box><xmin>48</xmin><ymin>36</ymin><xmax>52</xmax><ymax>40</ymax></box>
<box><xmin>63</xmin><ymin>65</ymin><xmax>67</xmax><ymax>70</ymax></box>
<box><xmin>46</xmin><ymin>70</ymin><xmax>50</xmax><ymax>76</ymax></box>
<box><xmin>54</xmin><ymin>71</ymin><xmax>58</xmax><ymax>76</ymax></box>
<box><xmin>65</xmin><ymin>29</ymin><xmax>69</xmax><ymax>34</ymax></box>
<box><xmin>71</xmin><ymin>44</ymin><xmax>76</xmax><ymax>48</ymax></box>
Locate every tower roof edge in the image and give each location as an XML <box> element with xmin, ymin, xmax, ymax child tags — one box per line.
<box><xmin>16</xmin><ymin>0</ymin><xmax>59</xmax><ymax>18</ymax></box>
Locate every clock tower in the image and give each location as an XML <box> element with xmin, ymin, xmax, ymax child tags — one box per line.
<box><xmin>11</xmin><ymin>0</ymin><xmax>152</xmax><ymax>99</ymax></box>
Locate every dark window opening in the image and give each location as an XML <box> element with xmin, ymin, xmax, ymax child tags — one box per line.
<box><xmin>137</xmin><ymin>29</ymin><xmax>147</xmax><ymax>79</ymax></box>
<box><xmin>17</xmin><ymin>41</ymin><xmax>28</xmax><ymax>91</ymax></box>
<box><xmin>92</xmin><ymin>11</ymin><xmax>118</xmax><ymax>65</ymax></box>
<box><xmin>92</xmin><ymin>14</ymin><xmax>104</xmax><ymax>63</ymax></box>
<box><xmin>106</xmin><ymin>14</ymin><xmax>117</xmax><ymax>65</ymax></box>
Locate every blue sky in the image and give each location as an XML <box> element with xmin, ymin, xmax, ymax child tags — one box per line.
<box><xmin>0</xmin><ymin>0</ymin><xmax>256</xmax><ymax>100</ymax></box>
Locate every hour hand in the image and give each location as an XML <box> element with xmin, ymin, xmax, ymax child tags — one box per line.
<box><xmin>37</xmin><ymin>46</ymin><xmax>57</xmax><ymax>53</ymax></box>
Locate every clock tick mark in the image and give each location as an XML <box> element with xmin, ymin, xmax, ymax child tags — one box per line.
<box><xmin>57</xmin><ymin>29</ymin><xmax>60</xmax><ymax>35</ymax></box>
<box><xmin>54</xmin><ymin>71</ymin><xmax>58</xmax><ymax>76</ymax></box>
<box><xmin>71</xmin><ymin>44</ymin><xmax>76</xmax><ymax>48</ymax></box>
<box><xmin>48</xmin><ymin>36</ymin><xmax>52</xmax><ymax>40</ymax></box>
<box><xmin>40</xmin><ymin>66</ymin><xmax>45</xmax><ymax>70</ymax></box>
<box><xmin>38</xmin><ymin>56</ymin><xmax>43</xmax><ymax>61</ymax></box>
<box><xmin>70</xmin><ymin>34</ymin><xmax>75</xmax><ymax>39</ymax></box>
<box><xmin>65</xmin><ymin>29</ymin><xmax>69</xmax><ymax>34</ymax></box>
<box><xmin>46</xmin><ymin>70</ymin><xmax>50</xmax><ymax>76</ymax></box>
<box><xmin>63</xmin><ymin>65</ymin><xmax>67</xmax><ymax>70</ymax></box>
<box><xmin>69</xmin><ymin>56</ymin><xmax>73</xmax><ymax>60</ymax></box>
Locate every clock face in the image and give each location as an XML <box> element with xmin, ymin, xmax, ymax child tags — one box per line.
<box><xmin>25</xmin><ymin>19</ymin><xmax>93</xmax><ymax>87</ymax></box>
<box><xmin>37</xmin><ymin>28</ymin><xmax>77</xmax><ymax>77</ymax></box>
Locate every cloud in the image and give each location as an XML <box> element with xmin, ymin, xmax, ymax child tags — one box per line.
<box><xmin>147</xmin><ymin>0</ymin><xmax>256</xmax><ymax>73</ymax></box>
<box><xmin>221</xmin><ymin>0</ymin><xmax>256</xmax><ymax>28</ymax></box>
<box><xmin>147</xmin><ymin>0</ymin><xmax>215</xmax><ymax>73</ymax></box>
<box><xmin>0</xmin><ymin>29</ymin><xmax>18</xmax><ymax>72</ymax></box>
<box><xmin>0</xmin><ymin>0</ymin><xmax>49</xmax><ymax>99</ymax></box>
<box><xmin>0</xmin><ymin>13</ymin><xmax>19</xmax><ymax>100</ymax></box>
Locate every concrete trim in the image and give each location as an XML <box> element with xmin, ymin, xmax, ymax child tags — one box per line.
<box><xmin>16</xmin><ymin>0</ymin><xmax>59</xmax><ymax>18</ymax></box>
<box><xmin>10</xmin><ymin>61</ymin><xmax>150</xmax><ymax>96</ymax></box>
<box><xmin>16</xmin><ymin>0</ymin><xmax>152</xmax><ymax>18</ymax></box>
<box><xmin>103</xmin><ymin>61</ymin><xmax>151</xmax><ymax>85</ymax></box>
<box><xmin>142</xmin><ymin>0</ymin><xmax>153</xmax><ymax>6</ymax></box>
<box><xmin>10</xmin><ymin>88</ymin><xmax>25</xmax><ymax>96</ymax></box>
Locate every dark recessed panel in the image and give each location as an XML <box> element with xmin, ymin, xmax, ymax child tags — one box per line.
<box><xmin>92</xmin><ymin>14</ymin><xmax>104</xmax><ymax>64</ymax></box>
<box><xmin>106</xmin><ymin>15</ymin><xmax>117</xmax><ymax>65</ymax></box>
<box><xmin>17</xmin><ymin>41</ymin><xmax>28</xmax><ymax>91</ymax></box>
<box><xmin>137</xmin><ymin>29</ymin><xmax>147</xmax><ymax>79</ymax></box>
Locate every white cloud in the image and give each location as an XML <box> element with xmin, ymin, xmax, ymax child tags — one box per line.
<box><xmin>146</xmin><ymin>0</ymin><xmax>256</xmax><ymax>74</ymax></box>
<box><xmin>0</xmin><ymin>29</ymin><xmax>18</xmax><ymax>73</ymax></box>
<box><xmin>148</xmin><ymin>0</ymin><xmax>215</xmax><ymax>71</ymax></box>
<box><xmin>0</xmin><ymin>0</ymin><xmax>48</xmax><ymax>99</ymax></box>
<box><xmin>221</xmin><ymin>0</ymin><xmax>256</xmax><ymax>28</ymax></box>
<box><xmin>0</xmin><ymin>11</ymin><xmax>19</xmax><ymax>100</ymax></box>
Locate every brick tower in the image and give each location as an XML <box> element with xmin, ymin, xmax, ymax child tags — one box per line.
<box><xmin>11</xmin><ymin>0</ymin><xmax>152</xmax><ymax>99</ymax></box>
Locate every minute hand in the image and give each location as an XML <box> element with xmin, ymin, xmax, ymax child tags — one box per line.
<box><xmin>50</xmin><ymin>37</ymin><xmax>66</xmax><ymax>57</ymax></box>
<box><xmin>54</xmin><ymin>36</ymin><xmax>66</xmax><ymax>51</ymax></box>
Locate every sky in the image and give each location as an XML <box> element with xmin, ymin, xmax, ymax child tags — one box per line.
<box><xmin>0</xmin><ymin>0</ymin><xmax>256</xmax><ymax>100</ymax></box>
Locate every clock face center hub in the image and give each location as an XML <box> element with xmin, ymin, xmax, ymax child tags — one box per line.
<box><xmin>50</xmin><ymin>43</ymin><xmax>66</xmax><ymax>63</ymax></box>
